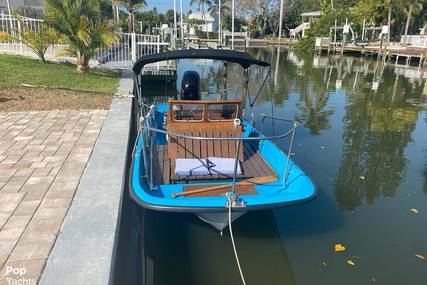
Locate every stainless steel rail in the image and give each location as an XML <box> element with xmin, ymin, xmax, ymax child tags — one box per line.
<box><xmin>139</xmin><ymin>109</ymin><xmax>300</xmax><ymax>200</ymax></box>
<box><xmin>260</xmin><ymin>114</ymin><xmax>299</xmax><ymax>187</ymax></box>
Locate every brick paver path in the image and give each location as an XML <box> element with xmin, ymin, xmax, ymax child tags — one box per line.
<box><xmin>0</xmin><ymin>110</ymin><xmax>108</xmax><ymax>284</ymax></box>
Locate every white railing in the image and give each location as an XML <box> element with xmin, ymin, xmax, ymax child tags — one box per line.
<box><xmin>400</xmin><ymin>35</ymin><xmax>427</xmax><ymax>48</ymax></box>
<box><xmin>0</xmin><ymin>14</ymin><xmax>43</xmax><ymax>34</ymax></box>
<box><xmin>93</xmin><ymin>33</ymin><xmax>169</xmax><ymax>68</ymax></box>
<box><xmin>290</xmin><ymin>22</ymin><xmax>310</xmax><ymax>37</ymax></box>
<box><xmin>315</xmin><ymin>37</ymin><xmax>331</xmax><ymax>48</ymax></box>
<box><xmin>0</xmin><ymin>14</ymin><xmax>170</xmax><ymax>68</ymax></box>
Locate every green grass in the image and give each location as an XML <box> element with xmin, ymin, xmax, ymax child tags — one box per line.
<box><xmin>0</xmin><ymin>55</ymin><xmax>120</xmax><ymax>94</ymax></box>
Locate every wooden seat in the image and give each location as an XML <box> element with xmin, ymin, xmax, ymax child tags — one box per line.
<box><xmin>166</xmin><ymin>100</ymin><xmax>245</xmax><ymax>183</ymax></box>
<box><xmin>152</xmin><ymin>142</ymin><xmax>277</xmax><ymax>185</ymax></box>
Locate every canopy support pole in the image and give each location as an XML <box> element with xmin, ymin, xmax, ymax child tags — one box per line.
<box><xmin>231</xmin><ymin>0</ymin><xmax>235</xmax><ymax>49</ymax></box>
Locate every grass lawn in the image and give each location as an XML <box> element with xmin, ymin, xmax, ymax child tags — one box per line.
<box><xmin>0</xmin><ymin>55</ymin><xmax>120</xmax><ymax>94</ymax></box>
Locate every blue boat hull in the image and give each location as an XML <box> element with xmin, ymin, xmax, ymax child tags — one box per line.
<box><xmin>129</xmin><ymin>104</ymin><xmax>317</xmax><ymax>215</ymax></box>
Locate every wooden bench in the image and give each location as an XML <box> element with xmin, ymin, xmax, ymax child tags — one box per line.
<box><xmin>166</xmin><ymin>100</ymin><xmax>246</xmax><ymax>183</ymax></box>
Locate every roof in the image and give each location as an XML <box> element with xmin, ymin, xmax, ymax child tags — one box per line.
<box><xmin>301</xmin><ymin>11</ymin><xmax>322</xmax><ymax>17</ymax></box>
<box><xmin>188</xmin><ymin>12</ymin><xmax>215</xmax><ymax>22</ymax></box>
<box><xmin>132</xmin><ymin>49</ymin><xmax>270</xmax><ymax>73</ymax></box>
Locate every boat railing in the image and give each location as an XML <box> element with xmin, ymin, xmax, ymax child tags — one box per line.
<box><xmin>139</xmin><ymin>109</ymin><xmax>300</xmax><ymax>202</ymax></box>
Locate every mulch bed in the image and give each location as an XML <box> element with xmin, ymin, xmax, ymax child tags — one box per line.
<box><xmin>0</xmin><ymin>88</ymin><xmax>112</xmax><ymax>112</ymax></box>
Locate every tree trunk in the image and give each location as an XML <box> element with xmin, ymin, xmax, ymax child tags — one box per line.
<box><xmin>128</xmin><ymin>13</ymin><xmax>133</xmax><ymax>33</ymax></box>
<box><xmin>404</xmin><ymin>3</ymin><xmax>413</xmax><ymax>44</ymax></box>
<box><xmin>76</xmin><ymin>52</ymin><xmax>89</xmax><ymax>73</ymax></box>
<box><xmin>202</xmin><ymin>7</ymin><xmax>209</xmax><ymax>39</ymax></box>
<box><xmin>39</xmin><ymin>53</ymin><xmax>46</xmax><ymax>63</ymax></box>
<box><xmin>387</xmin><ymin>0</ymin><xmax>392</xmax><ymax>42</ymax></box>
<box><xmin>422</xmin><ymin>23</ymin><xmax>427</xmax><ymax>35</ymax></box>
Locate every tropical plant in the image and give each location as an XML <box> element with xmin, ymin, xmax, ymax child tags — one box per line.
<box><xmin>208</xmin><ymin>0</ymin><xmax>230</xmax><ymax>18</ymax></box>
<box><xmin>100</xmin><ymin>0</ymin><xmax>114</xmax><ymax>18</ymax></box>
<box><xmin>113</xmin><ymin>0</ymin><xmax>147</xmax><ymax>32</ymax></box>
<box><xmin>46</xmin><ymin>0</ymin><xmax>119</xmax><ymax>72</ymax></box>
<box><xmin>188</xmin><ymin>18</ymin><xmax>205</xmax><ymax>27</ymax></box>
<box><xmin>190</xmin><ymin>0</ymin><xmax>213</xmax><ymax>39</ymax></box>
<box><xmin>7</xmin><ymin>13</ymin><xmax>58</xmax><ymax>63</ymax></box>
<box><xmin>0</xmin><ymin>32</ymin><xmax>12</xmax><ymax>42</ymax></box>
<box><xmin>402</xmin><ymin>0</ymin><xmax>421</xmax><ymax>43</ymax></box>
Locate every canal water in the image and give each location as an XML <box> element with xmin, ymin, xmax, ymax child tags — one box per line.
<box><xmin>117</xmin><ymin>48</ymin><xmax>427</xmax><ymax>285</ymax></box>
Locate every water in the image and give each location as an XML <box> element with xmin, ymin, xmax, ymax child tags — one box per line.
<box><xmin>119</xmin><ymin>48</ymin><xmax>427</xmax><ymax>285</ymax></box>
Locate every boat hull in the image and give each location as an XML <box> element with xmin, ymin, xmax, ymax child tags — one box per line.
<box><xmin>130</xmin><ymin>103</ymin><xmax>317</xmax><ymax>231</ymax></box>
<box><xmin>197</xmin><ymin>211</ymin><xmax>247</xmax><ymax>231</ymax></box>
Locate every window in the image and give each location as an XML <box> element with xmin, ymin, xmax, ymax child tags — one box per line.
<box><xmin>208</xmin><ymin>104</ymin><xmax>238</xmax><ymax>121</ymax></box>
<box><xmin>173</xmin><ymin>104</ymin><xmax>204</xmax><ymax>121</ymax></box>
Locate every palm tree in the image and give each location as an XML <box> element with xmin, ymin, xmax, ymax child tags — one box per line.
<box><xmin>208</xmin><ymin>0</ymin><xmax>230</xmax><ymax>17</ymax></box>
<box><xmin>387</xmin><ymin>0</ymin><xmax>392</xmax><ymax>42</ymax></box>
<box><xmin>190</xmin><ymin>0</ymin><xmax>213</xmax><ymax>39</ymax></box>
<box><xmin>46</xmin><ymin>0</ymin><xmax>119</xmax><ymax>72</ymax></box>
<box><xmin>113</xmin><ymin>0</ymin><xmax>146</xmax><ymax>33</ymax></box>
<box><xmin>208</xmin><ymin>0</ymin><xmax>230</xmax><ymax>36</ymax></box>
<box><xmin>403</xmin><ymin>0</ymin><xmax>420</xmax><ymax>43</ymax></box>
<box><xmin>8</xmin><ymin>13</ymin><xmax>58</xmax><ymax>63</ymax></box>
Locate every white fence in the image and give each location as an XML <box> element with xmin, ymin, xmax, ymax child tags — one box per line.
<box><xmin>400</xmin><ymin>35</ymin><xmax>427</xmax><ymax>48</ymax></box>
<box><xmin>0</xmin><ymin>14</ymin><xmax>43</xmax><ymax>34</ymax></box>
<box><xmin>93</xmin><ymin>33</ymin><xmax>168</xmax><ymax>66</ymax></box>
<box><xmin>0</xmin><ymin>14</ymin><xmax>169</xmax><ymax>68</ymax></box>
<box><xmin>315</xmin><ymin>37</ymin><xmax>331</xmax><ymax>48</ymax></box>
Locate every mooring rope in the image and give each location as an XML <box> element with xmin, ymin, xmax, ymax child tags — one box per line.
<box><xmin>227</xmin><ymin>194</ymin><xmax>247</xmax><ymax>285</ymax></box>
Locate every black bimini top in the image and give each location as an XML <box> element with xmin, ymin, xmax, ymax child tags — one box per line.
<box><xmin>132</xmin><ymin>49</ymin><xmax>270</xmax><ymax>73</ymax></box>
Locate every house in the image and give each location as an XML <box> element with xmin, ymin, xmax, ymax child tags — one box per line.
<box><xmin>188</xmin><ymin>11</ymin><xmax>217</xmax><ymax>34</ymax></box>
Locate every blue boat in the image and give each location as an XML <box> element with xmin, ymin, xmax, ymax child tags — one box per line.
<box><xmin>130</xmin><ymin>49</ymin><xmax>317</xmax><ymax>231</ymax></box>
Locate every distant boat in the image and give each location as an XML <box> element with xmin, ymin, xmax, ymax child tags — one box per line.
<box><xmin>130</xmin><ymin>49</ymin><xmax>317</xmax><ymax>231</ymax></box>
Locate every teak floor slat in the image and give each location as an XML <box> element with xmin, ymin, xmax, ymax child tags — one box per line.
<box><xmin>153</xmin><ymin>142</ymin><xmax>277</xmax><ymax>185</ymax></box>
<box><xmin>183</xmin><ymin>184</ymin><xmax>257</xmax><ymax>197</ymax></box>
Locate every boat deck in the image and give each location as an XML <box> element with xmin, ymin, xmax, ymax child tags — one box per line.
<box><xmin>152</xmin><ymin>141</ymin><xmax>277</xmax><ymax>185</ymax></box>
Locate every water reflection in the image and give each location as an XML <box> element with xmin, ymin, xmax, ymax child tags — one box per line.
<box><xmin>135</xmin><ymin>49</ymin><xmax>427</xmax><ymax>285</ymax></box>
<box><xmin>250</xmin><ymin>49</ymin><xmax>426</xmax><ymax>211</ymax></box>
<box><xmin>295</xmin><ymin>91</ymin><xmax>334</xmax><ymax>135</ymax></box>
<box><xmin>424</xmin><ymin>166</ymin><xmax>427</xmax><ymax>194</ymax></box>
<box><xmin>316</xmin><ymin>57</ymin><xmax>419</xmax><ymax>210</ymax></box>
<box><xmin>179</xmin><ymin>50</ymin><xmax>426</xmax><ymax>211</ymax></box>
<box><xmin>142</xmin><ymin>210</ymin><xmax>296</xmax><ymax>285</ymax></box>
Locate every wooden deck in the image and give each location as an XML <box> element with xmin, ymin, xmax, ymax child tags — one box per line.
<box><xmin>152</xmin><ymin>141</ymin><xmax>277</xmax><ymax>185</ymax></box>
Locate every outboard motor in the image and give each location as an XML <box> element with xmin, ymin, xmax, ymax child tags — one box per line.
<box><xmin>181</xmin><ymin>71</ymin><xmax>201</xmax><ymax>100</ymax></box>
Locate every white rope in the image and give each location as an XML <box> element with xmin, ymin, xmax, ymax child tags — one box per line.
<box><xmin>228</xmin><ymin>196</ymin><xmax>247</xmax><ymax>285</ymax></box>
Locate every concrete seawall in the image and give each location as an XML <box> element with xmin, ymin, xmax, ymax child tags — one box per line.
<box><xmin>39</xmin><ymin>72</ymin><xmax>134</xmax><ymax>285</ymax></box>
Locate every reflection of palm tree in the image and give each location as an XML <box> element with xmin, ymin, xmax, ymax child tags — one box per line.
<box><xmin>334</xmin><ymin>69</ymin><xmax>422</xmax><ymax>211</ymax></box>
<box><xmin>296</xmin><ymin>92</ymin><xmax>334</xmax><ymax>135</ymax></box>
<box><xmin>207</xmin><ymin>64</ymin><xmax>226</xmax><ymax>99</ymax></box>
<box><xmin>424</xmin><ymin>166</ymin><xmax>427</xmax><ymax>194</ymax></box>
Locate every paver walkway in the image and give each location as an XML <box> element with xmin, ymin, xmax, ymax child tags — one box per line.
<box><xmin>0</xmin><ymin>110</ymin><xmax>108</xmax><ymax>285</ymax></box>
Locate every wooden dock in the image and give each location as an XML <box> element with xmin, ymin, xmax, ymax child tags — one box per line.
<box><xmin>316</xmin><ymin>44</ymin><xmax>427</xmax><ymax>67</ymax></box>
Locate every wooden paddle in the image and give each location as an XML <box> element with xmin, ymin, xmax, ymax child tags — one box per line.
<box><xmin>172</xmin><ymin>176</ymin><xmax>277</xmax><ymax>198</ymax></box>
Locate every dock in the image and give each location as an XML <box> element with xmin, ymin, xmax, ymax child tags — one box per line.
<box><xmin>315</xmin><ymin>43</ymin><xmax>427</xmax><ymax>68</ymax></box>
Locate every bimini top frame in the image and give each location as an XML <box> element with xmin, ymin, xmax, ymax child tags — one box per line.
<box><xmin>132</xmin><ymin>49</ymin><xmax>270</xmax><ymax>73</ymax></box>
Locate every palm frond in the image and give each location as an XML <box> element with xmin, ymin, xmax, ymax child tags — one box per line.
<box><xmin>45</xmin><ymin>0</ymin><xmax>119</xmax><ymax>70</ymax></box>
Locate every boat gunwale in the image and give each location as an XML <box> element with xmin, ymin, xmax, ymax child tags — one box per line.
<box><xmin>129</xmin><ymin>154</ymin><xmax>318</xmax><ymax>213</ymax></box>
<box><xmin>129</xmin><ymin>111</ymin><xmax>318</xmax><ymax>212</ymax></box>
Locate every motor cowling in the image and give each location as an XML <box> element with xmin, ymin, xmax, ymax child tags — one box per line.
<box><xmin>181</xmin><ymin>71</ymin><xmax>201</xmax><ymax>100</ymax></box>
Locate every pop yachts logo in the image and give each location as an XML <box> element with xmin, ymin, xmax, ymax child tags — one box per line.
<box><xmin>5</xmin><ymin>266</ymin><xmax>36</xmax><ymax>285</ymax></box>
